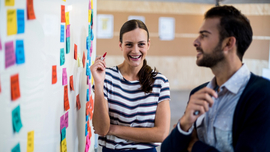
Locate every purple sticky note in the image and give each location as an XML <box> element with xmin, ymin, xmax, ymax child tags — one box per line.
<box><xmin>87</xmin><ymin>76</ymin><xmax>89</xmax><ymax>85</ymax></box>
<box><xmin>0</xmin><ymin>38</ymin><xmax>2</xmax><ymax>50</ymax></box>
<box><xmin>89</xmin><ymin>83</ymin><xmax>91</xmax><ymax>95</ymax></box>
<box><xmin>62</xmin><ymin>68</ymin><xmax>67</xmax><ymax>85</ymax></box>
<box><xmin>65</xmin><ymin>111</ymin><xmax>69</xmax><ymax>128</ymax></box>
<box><xmin>60</xmin><ymin>115</ymin><xmax>65</xmax><ymax>132</ymax></box>
<box><xmin>89</xmin><ymin>0</ymin><xmax>91</xmax><ymax>10</ymax></box>
<box><xmin>66</xmin><ymin>24</ymin><xmax>70</xmax><ymax>38</ymax></box>
<box><xmin>5</xmin><ymin>41</ymin><xmax>16</xmax><ymax>69</ymax></box>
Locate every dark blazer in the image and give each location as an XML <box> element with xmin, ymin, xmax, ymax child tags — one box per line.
<box><xmin>161</xmin><ymin>73</ymin><xmax>270</xmax><ymax>152</ymax></box>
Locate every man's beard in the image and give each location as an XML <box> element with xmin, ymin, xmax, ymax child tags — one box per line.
<box><xmin>196</xmin><ymin>42</ymin><xmax>225</xmax><ymax>68</ymax></box>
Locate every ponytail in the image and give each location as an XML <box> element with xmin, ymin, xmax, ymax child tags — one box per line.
<box><xmin>138</xmin><ymin>59</ymin><xmax>158</xmax><ymax>93</ymax></box>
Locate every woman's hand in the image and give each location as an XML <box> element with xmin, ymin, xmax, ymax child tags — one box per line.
<box><xmin>90</xmin><ymin>56</ymin><xmax>106</xmax><ymax>85</ymax></box>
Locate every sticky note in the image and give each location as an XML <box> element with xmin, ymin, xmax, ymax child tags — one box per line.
<box><xmin>52</xmin><ymin>65</ymin><xmax>57</xmax><ymax>84</ymax></box>
<box><xmin>12</xmin><ymin>143</ymin><xmax>20</xmax><ymax>152</ymax></box>
<box><xmin>61</xmin><ymin>138</ymin><xmax>67</xmax><ymax>152</ymax></box>
<box><xmin>64</xmin><ymin>85</ymin><xmax>70</xmax><ymax>111</ymax></box>
<box><xmin>86</xmin><ymin>63</ymin><xmax>89</xmax><ymax>76</ymax></box>
<box><xmin>76</xmin><ymin>94</ymin><xmax>81</xmax><ymax>110</ymax></box>
<box><xmin>27</xmin><ymin>0</ymin><xmax>36</xmax><ymax>20</ymax></box>
<box><xmin>65</xmin><ymin>111</ymin><xmax>69</xmax><ymax>128</ymax></box>
<box><xmin>86</xmin><ymin>101</ymin><xmax>90</xmax><ymax>116</ymax></box>
<box><xmin>90</xmin><ymin>94</ymin><xmax>94</xmax><ymax>112</ymax></box>
<box><xmin>5</xmin><ymin>0</ymin><xmax>15</xmax><ymax>6</ymax></box>
<box><xmin>90</xmin><ymin>41</ymin><xmax>93</xmax><ymax>54</ymax></box>
<box><xmin>11</xmin><ymin>74</ymin><xmax>21</xmax><ymax>101</ymax></box>
<box><xmin>70</xmin><ymin>75</ymin><xmax>74</xmax><ymax>91</ymax></box>
<box><xmin>86</xmin><ymin>89</ymin><xmax>89</xmax><ymax>101</ymax></box>
<box><xmin>7</xmin><ymin>9</ymin><xmax>17</xmax><ymax>35</ymax></box>
<box><xmin>61</xmin><ymin>127</ymin><xmax>66</xmax><ymax>141</ymax></box>
<box><xmin>66</xmin><ymin>24</ymin><xmax>70</xmax><ymax>37</ymax></box>
<box><xmin>65</xmin><ymin>12</ymin><xmax>69</xmax><ymax>28</ymax></box>
<box><xmin>60</xmin><ymin>114</ymin><xmax>65</xmax><ymax>132</ymax></box>
<box><xmin>87</xmin><ymin>76</ymin><xmax>89</xmax><ymax>85</ymax></box>
<box><xmin>0</xmin><ymin>38</ymin><xmax>2</xmax><ymax>51</ymax></box>
<box><xmin>61</xmin><ymin>5</ymin><xmax>65</xmax><ymax>23</ymax></box>
<box><xmin>12</xmin><ymin>105</ymin><xmax>23</xmax><ymax>133</ymax></box>
<box><xmin>82</xmin><ymin>52</ymin><xmax>86</xmax><ymax>68</ymax></box>
<box><xmin>60</xmin><ymin>48</ymin><xmax>65</xmax><ymax>66</ymax></box>
<box><xmin>62</xmin><ymin>68</ymin><xmax>67</xmax><ymax>86</ymax></box>
<box><xmin>86</xmin><ymin>115</ymin><xmax>89</xmax><ymax>121</ymax></box>
<box><xmin>5</xmin><ymin>41</ymin><xmax>16</xmax><ymax>69</ymax></box>
<box><xmin>66</xmin><ymin>37</ymin><xmax>70</xmax><ymax>54</ymax></box>
<box><xmin>91</xmin><ymin>0</ymin><xmax>94</xmax><ymax>10</ymax></box>
<box><xmin>88</xmin><ymin>10</ymin><xmax>91</xmax><ymax>23</ymax></box>
<box><xmin>86</xmin><ymin>36</ymin><xmax>89</xmax><ymax>50</ymax></box>
<box><xmin>27</xmin><ymin>131</ymin><xmax>34</xmax><ymax>152</ymax></box>
<box><xmin>15</xmin><ymin>40</ymin><xmax>25</xmax><ymax>64</ymax></box>
<box><xmin>74</xmin><ymin>44</ymin><xmax>77</xmax><ymax>60</ymax></box>
<box><xmin>77</xmin><ymin>53</ymin><xmax>82</xmax><ymax>67</ymax></box>
<box><xmin>85</xmin><ymin>123</ymin><xmax>88</xmax><ymax>136</ymax></box>
<box><xmin>60</xmin><ymin>25</ymin><xmax>65</xmax><ymax>43</ymax></box>
<box><xmin>17</xmin><ymin>9</ymin><xmax>25</xmax><ymax>34</ymax></box>
<box><xmin>89</xmin><ymin>0</ymin><xmax>91</xmax><ymax>10</ymax></box>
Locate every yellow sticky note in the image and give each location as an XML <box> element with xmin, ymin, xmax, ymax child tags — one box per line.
<box><xmin>61</xmin><ymin>138</ymin><xmax>67</xmax><ymax>152</ymax></box>
<box><xmin>91</xmin><ymin>0</ymin><xmax>94</xmax><ymax>10</ymax></box>
<box><xmin>65</xmin><ymin>12</ymin><xmax>69</xmax><ymax>29</ymax></box>
<box><xmin>63</xmin><ymin>0</ymin><xmax>66</xmax><ymax>1</ymax></box>
<box><xmin>27</xmin><ymin>131</ymin><xmax>34</xmax><ymax>152</ymax></box>
<box><xmin>7</xmin><ymin>9</ymin><xmax>17</xmax><ymax>36</ymax></box>
<box><xmin>91</xmin><ymin>61</ymin><xmax>94</xmax><ymax>84</ymax></box>
<box><xmin>5</xmin><ymin>0</ymin><xmax>14</xmax><ymax>6</ymax></box>
<box><xmin>88</xmin><ymin>10</ymin><xmax>91</xmax><ymax>23</ymax></box>
<box><xmin>78</xmin><ymin>53</ymin><xmax>82</xmax><ymax>67</ymax></box>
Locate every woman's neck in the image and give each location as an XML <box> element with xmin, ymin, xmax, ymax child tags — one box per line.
<box><xmin>117</xmin><ymin>62</ymin><xmax>143</xmax><ymax>81</ymax></box>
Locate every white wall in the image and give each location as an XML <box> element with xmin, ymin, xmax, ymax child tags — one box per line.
<box><xmin>0</xmin><ymin>0</ymin><xmax>97</xmax><ymax>151</ymax></box>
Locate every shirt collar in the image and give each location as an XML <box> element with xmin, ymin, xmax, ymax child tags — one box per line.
<box><xmin>207</xmin><ymin>64</ymin><xmax>250</xmax><ymax>94</ymax></box>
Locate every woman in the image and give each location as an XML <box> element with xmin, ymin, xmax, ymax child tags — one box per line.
<box><xmin>90</xmin><ymin>19</ymin><xmax>171</xmax><ymax>152</ymax></box>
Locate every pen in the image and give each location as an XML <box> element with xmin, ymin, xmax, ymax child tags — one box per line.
<box><xmin>100</xmin><ymin>52</ymin><xmax>107</xmax><ymax>61</ymax></box>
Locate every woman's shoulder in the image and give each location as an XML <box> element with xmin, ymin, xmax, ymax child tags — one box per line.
<box><xmin>105</xmin><ymin>66</ymin><xmax>118</xmax><ymax>74</ymax></box>
<box><xmin>154</xmin><ymin>72</ymin><xmax>169</xmax><ymax>83</ymax></box>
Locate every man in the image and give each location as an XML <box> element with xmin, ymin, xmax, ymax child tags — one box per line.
<box><xmin>161</xmin><ymin>5</ymin><xmax>270</xmax><ymax>152</ymax></box>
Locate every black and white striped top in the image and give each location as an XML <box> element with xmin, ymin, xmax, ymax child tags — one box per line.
<box><xmin>96</xmin><ymin>66</ymin><xmax>170</xmax><ymax>150</ymax></box>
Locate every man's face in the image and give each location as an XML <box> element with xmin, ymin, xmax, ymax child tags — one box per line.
<box><xmin>193</xmin><ymin>18</ymin><xmax>225</xmax><ymax>67</ymax></box>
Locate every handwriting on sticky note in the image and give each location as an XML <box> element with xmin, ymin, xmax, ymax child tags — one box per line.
<box><xmin>62</xmin><ymin>68</ymin><xmax>67</xmax><ymax>86</ymax></box>
<box><xmin>64</xmin><ymin>85</ymin><xmax>70</xmax><ymax>111</ymax></box>
<box><xmin>12</xmin><ymin>143</ymin><xmax>20</xmax><ymax>152</ymax></box>
<box><xmin>76</xmin><ymin>94</ymin><xmax>81</xmax><ymax>110</ymax></box>
<box><xmin>7</xmin><ymin>9</ymin><xmax>17</xmax><ymax>35</ymax></box>
<box><xmin>60</xmin><ymin>114</ymin><xmax>65</xmax><ymax>132</ymax></box>
<box><xmin>15</xmin><ymin>40</ymin><xmax>25</xmax><ymax>64</ymax></box>
<box><xmin>70</xmin><ymin>75</ymin><xmax>74</xmax><ymax>91</ymax></box>
<box><xmin>60</xmin><ymin>48</ymin><xmax>65</xmax><ymax>66</ymax></box>
<box><xmin>5</xmin><ymin>0</ymin><xmax>15</xmax><ymax>6</ymax></box>
<box><xmin>5</xmin><ymin>41</ymin><xmax>16</xmax><ymax>69</ymax></box>
<box><xmin>60</xmin><ymin>25</ymin><xmax>65</xmax><ymax>43</ymax></box>
<box><xmin>12</xmin><ymin>105</ymin><xmax>23</xmax><ymax>133</ymax></box>
<box><xmin>65</xmin><ymin>111</ymin><xmax>69</xmax><ymax>128</ymax></box>
<box><xmin>88</xmin><ymin>10</ymin><xmax>91</xmax><ymax>23</ymax></box>
<box><xmin>61</xmin><ymin>5</ymin><xmax>65</xmax><ymax>23</ymax></box>
<box><xmin>11</xmin><ymin>74</ymin><xmax>21</xmax><ymax>101</ymax></box>
<box><xmin>27</xmin><ymin>0</ymin><xmax>36</xmax><ymax>20</ymax></box>
<box><xmin>66</xmin><ymin>37</ymin><xmax>70</xmax><ymax>54</ymax></box>
<box><xmin>61</xmin><ymin>127</ymin><xmax>66</xmax><ymax>141</ymax></box>
<box><xmin>17</xmin><ymin>9</ymin><xmax>25</xmax><ymax>34</ymax></box>
<box><xmin>74</xmin><ymin>44</ymin><xmax>77</xmax><ymax>60</ymax></box>
<box><xmin>61</xmin><ymin>138</ymin><xmax>67</xmax><ymax>152</ymax></box>
<box><xmin>27</xmin><ymin>131</ymin><xmax>34</xmax><ymax>152</ymax></box>
<box><xmin>52</xmin><ymin>65</ymin><xmax>57</xmax><ymax>84</ymax></box>
<box><xmin>66</xmin><ymin>24</ymin><xmax>70</xmax><ymax>37</ymax></box>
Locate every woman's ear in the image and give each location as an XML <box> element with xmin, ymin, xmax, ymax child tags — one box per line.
<box><xmin>147</xmin><ymin>39</ymin><xmax>151</xmax><ymax>50</ymax></box>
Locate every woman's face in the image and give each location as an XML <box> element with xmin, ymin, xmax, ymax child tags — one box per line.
<box><xmin>119</xmin><ymin>28</ymin><xmax>150</xmax><ymax>68</ymax></box>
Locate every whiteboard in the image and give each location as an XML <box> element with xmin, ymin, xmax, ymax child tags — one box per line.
<box><xmin>0</xmin><ymin>0</ymin><xmax>97</xmax><ymax>151</ymax></box>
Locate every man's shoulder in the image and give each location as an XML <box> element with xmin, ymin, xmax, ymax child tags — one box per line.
<box><xmin>245</xmin><ymin>73</ymin><xmax>270</xmax><ymax>94</ymax></box>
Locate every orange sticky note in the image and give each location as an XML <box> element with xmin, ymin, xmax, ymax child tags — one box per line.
<box><xmin>61</xmin><ymin>5</ymin><xmax>65</xmax><ymax>23</ymax></box>
<box><xmin>52</xmin><ymin>65</ymin><xmax>57</xmax><ymax>84</ymax></box>
<box><xmin>70</xmin><ymin>75</ymin><xmax>74</xmax><ymax>91</ymax></box>
<box><xmin>74</xmin><ymin>44</ymin><xmax>77</xmax><ymax>60</ymax></box>
<box><xmin>86</xmin><ymin>101</ymin><xmax>90</xmax><ymax>116</ymax></box>
<box><xmin>76</xmin><ymin>94</ymin><xmax>81</xmax><ymax>110</ymax></box>
<box><xmin>27</xmin><ymin>0</ymin><xmax>36</xmax><ymax>20</ymax></box>
<box><xmin>82</xmin><ymin>51</ymin><xmax>86</xmax><ymax>68</ymax></box>
<box><xmin>10</xmin><ymin>74</ymin><xmax>21</xmax><ymax>101</ymax></box>
<box><xmin>64</xmin><ymin>85</ymin><xmax>70</xmax><ymax>111</ymax></box>
<box><xmin>90</xmin><ymin>95</ymin><xmax>94</xmax><ymax>112</ymax></box>
<box><xmin>7</xmin><ymin>9</ymin><xmax>17</xmax><ymax>36</ymax></box>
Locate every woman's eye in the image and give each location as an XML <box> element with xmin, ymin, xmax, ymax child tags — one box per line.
<box><xmin>139</xmin><ymin>43</ymin><xmax>145</xmax><ymax>47</ymax></box>
<box><xmin>126</xmin><ymin>43</ymin><xmax>132</xmax><ymax>47</ymax></box>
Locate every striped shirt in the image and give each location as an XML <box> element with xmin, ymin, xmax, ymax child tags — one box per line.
<box><xmin>96</xmin><ymin>66</ymin><xmax>170</xmax><ymax>150</ymax></box>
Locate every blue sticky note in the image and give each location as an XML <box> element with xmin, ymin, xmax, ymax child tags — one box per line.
<box><xmin>60</xmin><ymin>48</ymin><xmax>65</xmax><ymax>66</ymax></box>
<box><xmin>60</xmin><ymin>25</ymin><xmax>65</xmax><ymax>43</ymax></box>
<box><xmin>86</xmin><ymin>63</ymin><xmax>89</xmax><ymax>76</ymax></box>
<box><xmin>86</xmin><ymin>89</ymin><xmax>89</xmax><ymax>101</ymax></box>
<box><xmin>86</xmin><ymin>115</ymin><xmax>89</xmax><ymax>121</ymax></box>
<box><xmin>61</xmin><ymin>127</ymin><xmax>66</xmax><ymax>141</ymax></box>
<box><xmin>85</xmin><ymin>123</ymin><xmax>88</xmax><ymax>136</ymax></box>
<box><xmin>12</xmin><ymin>143</ymin><xmax>20</xmax><ymax>152</ymax></box>
<box><xmin>90</xmin><ymin>29</ymin><xmax>94</xmax><ymax>41</ymax></box>
<box><xmin>86</xmin><ymin>36</ymin><xmax>89</xmax><ymax>50</ymax></box>
<box><xmin>17</xmin><ymin>9</ymin><xmax>25</xmax><ymax>34</ymax></box>
<box><xmin>15</xmin><ymin>40</ymin><xmax>25</xmax><ymax>64</ymax></box>
<box><xmin>66</xmin><ymin>37</ymin><xmax>70</xmax><ymax>54</ymax></box>
<box><xmin>12</xmin><ymin>105</ymin><xmax>23</xmax><ymax>133</ymax></box>
<box><xmin>88</xmin><ymin>25</ymin><xmax>91</xmax><ymax>38</ymax></box>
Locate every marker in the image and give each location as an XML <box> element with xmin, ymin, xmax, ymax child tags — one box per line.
<box><xmin>100</xmin><ymin>52</ymin><xmax>107</xmax><ymax>61</ymax></box>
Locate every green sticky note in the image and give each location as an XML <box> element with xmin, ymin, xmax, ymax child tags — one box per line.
<box><xmin>12</xmin><ymin>105</ymin><xmax>23</xmax><ymax>133</ymax></box>
<box><xmin>61</xmin><ymin>127</ymin><xmax>66</xmax><ymax>141</ymax></box>
<box><xmin>12</xmin><ymin>143</ymin><xmax>20</xmax><ymax>152</ymax></box>
<box><xmin>60</xmin><ymin>48</ymin><xmax>65</xmax><ymax>66</ymax></box>
<box><xmin>66</xmin><ymin>37</ymin><xmax>70</xmax><ymax>54</ymax></box>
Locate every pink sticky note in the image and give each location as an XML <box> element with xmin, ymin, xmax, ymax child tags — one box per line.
<box><xmin>89</xmin><ymin>0</ymin><xmax>91</xmax><ymax>10</ymax></box>
<box><xmin>62</xmin><ymin>68</ymin><xmax>67</xmax><ymax>85</ymax></box>
<box><xmin>0</xmin><ymin>38</ymin><xmax>2</xmax><ymax>50</ymax></box>
<box><xmin>5</xmin><ymin>41</ymin><xmax>16</xmax><ymax>69</ymax></box>
<box><xmin>90</xmin><ymin>41</ymin><xmax>93</xmax><ymax>54</ymax></box>
<box><xmin>65</xmin><ymin>111</ymin><xmax>69</xmax><ymax>128</ymax></box>
<box><xmin>87</xmin><ymin>76</ymin><xmax>89</xmax><ymax>85</ymax></box>
<box><xmin>60</xmin><ymin>115</ymin><xmax>65</xmax><ymax>132</ymax></box>
<box><xmin>66</xmin><ymin>24</ymin><xmax>70</xmax><ymax>37</ymax></box>
<box><xmin>89</xmin><ymin>83</ymin><xmax>91</xmax><ymax>95</ymax></box>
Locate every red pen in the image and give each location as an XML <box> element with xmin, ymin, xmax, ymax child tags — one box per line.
<box><xmin>100</xmin><ymin>52</ymin><xmax>107</xmax><ymax>61</ymax></box>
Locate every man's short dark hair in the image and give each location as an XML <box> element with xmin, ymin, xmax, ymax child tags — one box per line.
<box><xmin>205</xmin><ymin>6</ymin><xmax>253</xmax><ymax>61</ymax></box>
